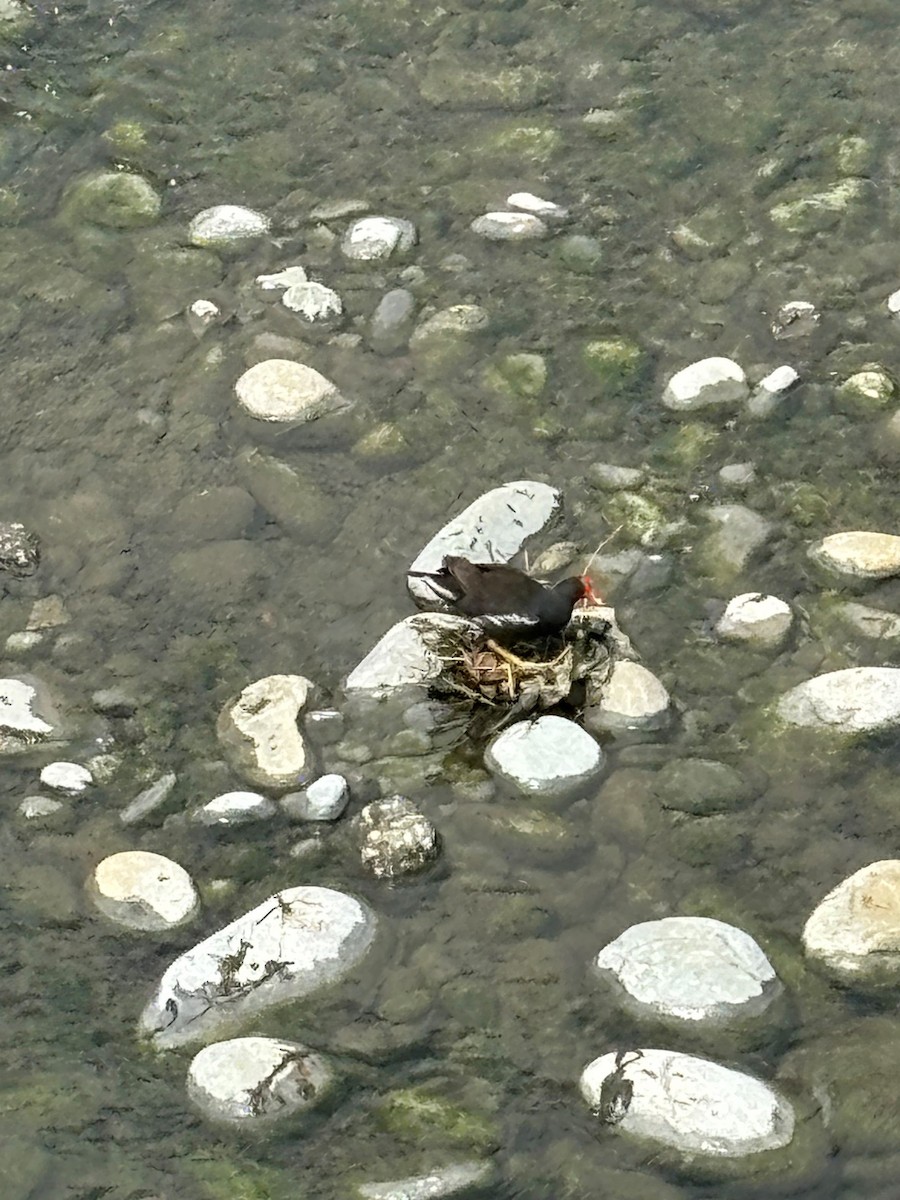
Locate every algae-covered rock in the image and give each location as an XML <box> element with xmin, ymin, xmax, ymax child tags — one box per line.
<box><xmin>237</xmin><ymin>448</ymin><xmax>339</xmax><ymax>541</ymax></box>
<box><xmin>769</xmin><ymin>178</ymin><xmax>870</xmax><ymax>234</ymax></box>
<box><xmin>483</xmin><ymin>352</ymin><xmax>546</xmax><ymax>398</ymax></box>
<box><xmin>583</xmin><ymin>337</ymin><xmax>644</xmax><ymax>388</ymax></box>
<box><xmin>420</xmin><ymin>61</ymin><xmax>553</xmax><ymax>110</ymax></box>
<box><xmin>61</xmin><ymin>170</ymin><xmax>161</xmax><ymax>229</ymax></box>
<box><xmin>375</xmin><ymin>1085</ymin><xmax>499</xmax><ymax>1152</ymax></box>
<box><xmin>836</xmin><ymin>367</ymin><xmax>895</xmax><ymax>414</ymax></box>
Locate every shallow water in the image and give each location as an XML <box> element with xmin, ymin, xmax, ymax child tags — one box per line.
<box><xmin>2</xmin><ymin>0</ymin><xmax>900</xmax><ymax>1194</ymax></box>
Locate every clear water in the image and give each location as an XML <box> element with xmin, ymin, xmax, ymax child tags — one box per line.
<box><xmin>2</xmin><ymin>0</ymin><xmax>900</xmax><ymax>1195</ymax></box>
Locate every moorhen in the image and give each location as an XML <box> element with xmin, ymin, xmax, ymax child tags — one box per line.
<box><xmin>409</xmin><ymin>555</ymin><xmax>599</xmax><ymax>639</ymax></box>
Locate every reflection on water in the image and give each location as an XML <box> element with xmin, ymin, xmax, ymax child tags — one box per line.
<box><xmin>1</xmin><ymin>0</ymin><xmax>900</xmax><ymax>1194</ymax></box>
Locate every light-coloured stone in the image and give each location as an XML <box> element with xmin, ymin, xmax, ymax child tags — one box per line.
<box><xmin>27</xmin><ymin>595</ymin><xmax>68</xmax><ymax>630</ymax></box>
<box><xmin>589</xmin><ymin>463</ymin><xmax>645</xmax><ymax>490</ymax></box>
<box><xmin>809</xmin><ymin>531</ymin><xmax>900</xmax><ymax>579</ymax></box>
<box><xmin>256</xmin><ymin>265</ymin><xmax>308</xmax><ymax>290</ymax></box>
<box><xmin>407</xmin><ymin>481</ymin><xmax>561</xmax><ymax>608</ymax></box>
<box><xmin>409</xmin><ymin>304</ymin><xmax>490</xmax><ymax>346</ymax></box>
<box><xmin>888</xmin><ymin>287</ymin><xmax>900</xmax><ymax>315</ymax></box>
<box><xmin>234</xmin><ymin>359</ymin><xmax>346</xmax><ymax>423</ymax></box>
<box><xmin>282</xmin><ymin>281</ymin><xmax>343</xmax><ymax>321</ymax></box>
<box><xmin>0</xmin><ymin>675</ymin><xmax>61</xmax><ymax>754</ymax></box>
<box><xmin>341</xmin><ymin>216</ymin><xmax>417</xmax><ymax>261</ymax></box>
<box><xmin>470</xmin><ymin>211</ymin><xmax>548</xmax><ymax>240</ymax></box>
<box><xmin>837</xmin><ymin>368</ymin><xmax>894</xmax><ymax>409</ymax></box>
<box><xmin>217</xmin><ymin>674</ymin><xmax>313</xmax><ymax>791</ymax></box>
<box><xmin>19</xmin><ymin>795</ymin><xmax>63</xmax><ymax>819</ymax></box>
<box><xmin>281</xmin><ymin>774</ymin><xmax>349</xmax><ymax>821</ymax></box>
<box><xmin>187</xmin><ymin>1036</ymin><xmax>332</xmax><ymax>1124</ymax></box>
<box><xmin>718</xmin><ymin>462</ymin><xmax>756</xmax><ymax>489</ymax></box>
<box><xmin>507</xmin><ymin>191</ymin><xmax>568</xmax><ymax>218</ymax></box>
<box><xmin>837</xmin><ymin>602</ymin><xmax>900</xmax><ymax>640</ymax></box>
<box><xmin>770</xmin><ymin>300</ymin><xmax>819</xmax><ymax>339</ymax></box>
<box><xmin>594</xmin><ymin>917</ymin><xmax>780</xmax><ymax>1023</ymax></box>
<box><xmin>485</xmin><ymin>715</ymin><xmax>603</xmax><ymax>798</ymax></box>
<box><xmin>715</xmin><ymin>593</ymin><xmax>793</xmax><ymax>647</ymax></box>
<box><xmin>354</xmin><ymin>796</ymin><xmax>439</xmax><ymax>878</ymax></box>
<box><xmin>193</xmin><ymin>790</ymin><xmax>277</xmax><ymax>825</ymax></box>
<box><xmin>702</xmin><ymin>504</ymin><xmax>774</xmax><ymax>574</ymax></box>
<box><xmin>346</xmin><ymin>613</ymin><xmax>477</xmax><ymax>694</ymax></box>
<box><xmin>188</xmin><ymin>299</ymin><xmax>220</xmax><ymax>329</ymax></box>
<box><xmin>587</xmin><ymin>661</ymin><xmax>670</xmax><ymax>732</ymax></box>
<box><xmin>39</xmin><ymin>760</ymin><xmax>92</xmax><ymax>793</ymax></box>
<box><xmin>748</xmin><ymin>365</ymin><xmax>799</xmax><ymax>418</ymax></box>
<box><xmin>662</xmin><ymin>357</ymin><xmax>749</xmax><ymax>411</ymax></box>
<box><xmin>189</xmin><ymin>205</ymin><xmax>269</xmax><ymax>246</ymax></box>
<box><xmin>356</xmin><ymin>1162</ymin><xmax>494</xmax><ymax>1200</ymax></box>
<box><xmin>580</xmin><ymin>1049</ymin><xmax>794</xmax><ymax>1156</ymax></box>
<box><xmin>777</xmin><ymin>667</ymin><xmax>900</xmax><ymax>733</ymax></box>
<box><xmin>803</xmin><ymin>860</ymin><xmax>900</xmax><ymax>978</ymax></box>
<box><xmin>90</xmin><ymin>850</ymin><xmax>199</xmax><ymax>931</ymax></box>
<box><xmin>120</xmin><ymin>773</ymin><xmax>177</xmax><ymax>825</ymax></box>
<box><xmin>141</xmin><ymin>887</ymin><xmax>376</xmax><ymax>1049</ymax></box>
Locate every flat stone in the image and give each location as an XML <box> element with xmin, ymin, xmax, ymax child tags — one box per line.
<box><xmin>777</xmin><ymin>667</ymin><xmax>900</xmax><ymax>733</ymax></box>
<box><xmin>888</xmin><ymin>287</ymin><xmax>900</xmax><ymax>315</ymax></box>
<box><xmin>715</xmin><ymin>593</ymin><xmax>793</xmax><ymax>647</ymax></box>
<box><xmin>837</xmin><ymin>602</ymin><xmax>900</xmax><ymax>640</ymax></box>
<box><xmin>409</xmin><ymin>304</ymin><xmax>490</xmax><ymax>346</ymax></box>
<box><xmin>193</xmin><ymin>790</ymin><xmax>277</xmax><ymax>825</ymax></box>
<box><xmin>0</xmin><ymin>521</ymin><xmax>40</xmax><ymax>576</ymax></box>
<box><xmin>281</xmin><ymin>281</ymin><xmax>343</xmax><ymax>321</ymax></box>
<box><xmin>356</xmin><ymin>1162</ymin><xmax>494</xmax><ymax>1200</ymax></box>
<box><xmin>39</xmin><ymin>760</ymin><xmax>92</xmax><ymax>793</ymax></box>
<box><xmin>485</xmin><ymin>715</ymin><xmax>603</xmax><ymax>798</ymax></box>
<box><xmin>120</xmin><ymin>772</ymin><xmax>177</xmax><ymax>825</ymax></box>
<box><xmin>0</xmin><ymin>675</ymin><xmax>62</xmax><ymax>754</ymax></box>
<box><xmin>189</xmin><ymin>204</ymin><xmax>269</xmax><ymax>246</ymax></box>
<box><xmin>589</xmin><ymin>463</ymin><xmax>645</xmax><ymax>490</ymax></box>
<box><xmin>803</xmin><ymin>860</ymin><xmax>900</xmax><ymax>979</ymax></box>
<box><xmin>702</xmin><ymin>505</ymin><xmax>774</xmax><ymax>575</ymax></box>
<box><xmin>718</xmin><ymin>462</ymin><xmax>756</xmax><ymax>489</ymax></box>
<box><xmin>407</xmin><ymin>481</ymin><xmax>560</xmax><ymax>608</ymax></box>
<box><xmin>90</xmin><ymin>850</ymin><xmax>199</xmax><ymax>931</ymax></box>
<box><xmin>19</xmin><ymin>795</ymin><xmax>63</xmax><ymax>819</ymax></box>
<box><xmin>809</xmin><ymin>531</ymin><xmax>900</xmax><ymax>579</ymax></box>
<box><xmin>470</xmin><ymin>212</ymin><xmax>548</xmax><ymax>240</ymax></box>
<box><xmin>507</xmin><ymin>191</ymin><xmax>568</xmax><ymax>218</ymax></box>
<box><xmin>346</xmin><ymin>613</ymin><xmax>478</xmax><ymax>695</ymax></box>
<box><xmin>662</xmin><ymin>357</ymin><xmax>749</xmax><ymax>411</ymax></box>
<box><xmin>594</xmin><ymin>916</ymin><xmax>780</xmax><ymax>1023</ymax></box>
<box><xmin>748</xmin><ymin>365</ymin><xmax>799</xmax><ymax>418</ymax></box>
<box><xmin>354</xmin><ymin>795</ymin><xmax>439</xmax><ymax>878</ymax></box>
<box><xmin>234</xmin><ymin>358</ymin><xmax>346</xmax><ymax>423</ymax></box>
<box><xmin>217</xmin><ymin>674</ymin><xmax>314</xmax><ymax>790</ymax></box>
<box><xmin>580</xmin><ymin>1049</ymin><xmax>794</xmax><ymax>1157</ymax></box>
<box><xmin>585</xmin><ymin>661</ymin><xmax>670</xmax><ymax>732</ymax></box>
<box><xmin>281</xmin><ymin>774</ymin><xmax>349</xmax><ymax>822</ymax></box>
<box><xmin>187</xmin><ymin>1036</ymin><xmax>332</xmax><ymax>1124</ymax></box>
<box><xmin>369</xmin><ymin>287</ymin><xmax>416</xmax><ymax>354</ymax></box>
<box><xmin>256</xmin><ymin>265</ymin><xmax>308</xmax><ymax>290</ymax></box>
<box><xmin>341</xmin><ymin>216</ymin><xmax>417</xmax><ymax>261</ymax></box>
<box><xmin>140</xmin><ymin>885</ymin><xmax>377</xmax><ymax>1048</ymax></box>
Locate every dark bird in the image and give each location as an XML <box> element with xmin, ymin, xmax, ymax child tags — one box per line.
<box><xmin>409</xmin><ymin>555</ymin><xmax>599</xmax><ymax>639</ymax></box>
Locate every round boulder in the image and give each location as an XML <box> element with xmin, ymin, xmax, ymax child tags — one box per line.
<box><xmin>586</xmin><ymin>661</ymin><xmax>670</xmax><ymax>733</ymax></box>
<box><xmin>354</xmin><ymin>795</ymin><xmax>439</xmax><ymax>878</ymax></box>
<box><xmin>341</xmin><ymin>215</ymin><xmax>417</xmax><ymax>261</ymax></box>
<box><xmin>808</xmin><ymin>531</ymin><xmax>900</xmax><ymax>580</ymax></box>
<box><xmin>715</xmin><ymin>593</ymin><xmax>792</xmax><ymax>647</ymax></box>
<box><xmin>662</xmin><ymin>357</ymin><xmax>749</xmax><ymax>411</ymax></box>
<box><xmin>803</xmin><ymin>860</ymin><xmax>900</xmax><ymax>980</ymax></box>
<box><xmin>189</xmin><ymin>204</ymin><xmax>269</xmax><ymax>246</ymax></box>
<box><xmin>90</xmin><ymin>850</ymin><xmax>199</xmax><ymax>931</ymax></box>
<box><xmin>776</xmin><ymin>667</ymin><xmax>900</xmax><ymax>733</ymax></box>
<box><xmin>234</xmin><ymin>359</ymin><xmax>346</xmax><ymax>423</ymax></box>
<box><xmin>485</xmin><ymin>715</ymin><xmax>603</xmax><ymax>799</ymax></box>
<box><xmin>187</xmin><ymin>1036</ymin><xmax>332</xmax><ymax>1125</ymax></box>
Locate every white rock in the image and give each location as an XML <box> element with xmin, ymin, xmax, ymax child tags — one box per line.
<box><xmin>718</xmin><ymin>461</ymin><xmax>756</xmax><ymax>489</ymax></box>
<box><xmin>837</xmin><ymin>602</ymin><xmax>900</xmax><ymax>640</ymax></box>
<box><xmin>715</xmin><ymin>593</ymin><xmax>793</xmax><ymax>647</ymax></box>
<box><xmin>187</xmin><ymin>1036</ymin><xmax>331</xmax><ymax>1124</ymax></box>
<box><xmin>777</xmin><ymin>667</ymin><xmax>900</xmax><ymax>733</ymax></box>
<box><xmin>594</xmin><ymin>917</ymin><xmax>780</xmax><ymax>1023</ymax></box>
<box><xmin>256</xmin><ymin>265</ymin><xmax>308</xmax><ymax>290</ymax></box>
<box><xmin>346</xmin><ymin>613</ymin><xmax>476</xmax><ymax>695</ymax></box>
<box><xmin>470</xmin><ymin>212</ymin><xmax>548</xmax><ymax>240</ymax></box>
<box><xmin>803</xmin><ymin>860</ymin><xmax>900</xmax><ymax>978</ymax></box>
<box><xmin>587</xmin><ymin>661</ymin><xmax>670</xmax><ymax>732</ymax></box>
<box><xmin>580</xmin><ymin>1049</ymin><xmax>794</xmax><ymax>1156</ymax></box>
<box><xmin>281</xmin><ymin>281</ymin><xmax>343</xmax><ymax>321</ymax></box>
<box><xmin>234</xmin><ymin>359</ymin><xmax>346</xmax><ymax>424</ymax></box>
<box><xmin>193</xmin><ymin>790</ymin><xmax>277</xmax><ymax>825</ymax></box>
<box><xmin>748</xmin><ymin>365</ymin><xmax>799</xmax><ymax>418</ymax></box>
<box><xmin>409</xmin><ymin>304</ymin><xmax>490</xmax><ymax>346</ymax></box>
<box><xmin>140</xmin><ymin>885</ymin><xmax>377</xmax><ymax>1048</ymax></box>
<box><xmin>217</xmin><ymin>674</ymin><xmax>314</xmax><ymax>790</ymax></box>
<box><xmin>5</xmin><ymin>631</ymin><xmax>42</xmax><ymax>655</ymax></box>
<box><xmin>39</xmin><ymin>760</ymin><xmax>92</xmax><ymax>793</ymax></box>
<box><xmin>341</xmin><ymin>216</ymin><xmax>417</xmax><ymax>261</ymax></box>
<box><xmin>90</xmin><ymin>850</ymin><xmax>199</xmax><ymax>931</ymax></box>
<box><xmin>485</xmin><ymin>715</ymin><xmax>603</xmax><ymax>798</ymax></box>
<box><xmin>120</xmin><ymin>772</ymin><xmax>177</xmax><ymax>825</ymax></box>
<box><xmin>507</xmin><ymin>191</ymin><xmax>568</xmax><ymax>218</ymax></box>
<box><xmin>282</xmin><ymin>774</ymin><xmax>349</xmax><ymax>821</ymax></box>
<box><xmin>771</xmin><ymin>300</ymin><xmax>819</xmax><ymax>339</ymax></box>
<box><xmin>354</xmin><ymin>796</ymin><xmax>439</xmax><ymax>878</ymax></box>
<box><xmin>357</xmin><ymin>1162</ymin><xmax>494</xmax><ymax>1200</ymax></box>
<box><xmin>189</xmin><ymin>205</ymin><xmax>269</xmax><ymax>246</ymax></box>
<box><xmin>188</xmin><ymin>299</ymin><xmax>220</xmax><ymax>325</ymax></box>
<box><xmin>407</xmin><ymin>480</ymin><xmax>561</xmax><ymax>608</ymax></box>
<box><xmin>0</xmin><ymin>676</ymin><xmax>60</xmax><ymax>753</ymax></box>
<box><xmin>888</xmin><ymin>287</ymin><xmax>900</xmax><ymax>315</ymax></box>
<box><xmin>19</xmin><ymin>795</ymin><xmax>63</xmax><ymax>819</ymax></box>
<box><xmin>662</xmin><ymin>357</ymin><xmax>749</xmax><ymax>411</ymax></box>
<box><xmin>809</xmin><ymin>531</ymin><xmax>900</xmax><ymax>579</ymax></box>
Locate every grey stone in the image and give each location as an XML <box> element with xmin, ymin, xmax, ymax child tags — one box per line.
<box><xmin>369</xmin><ymin>288</ymin><xmax>416</xmax><ymax>354</ymax></box>
<box><xmin>189</xmin><ymin>205</ymin><xmax>269</xmax><ymax>246</ymax></box>
<box><xmin>193</xmin><ymin>790</ymin><xmax>277</xmax><ymax>825</ymax></box>
<box><xmin>282</xmin><ymin>774</ymin><xmax>349</xmax><ymax>822</ymax></box>
<box><xmin>345</xmin><ymin>613</ymin><xmax>477</xmax><ymax>695</ymax></box>
<box><xmin>92</xmin><ymin>687</ymin><xmax>139</xmax><ymax>718</ymax></box>
<box><xmin>356</xmin><ymin>1161</ymin><xmax>494</xmax><ymax>1200</ymax></box>
<box><xmin>485</xmin><ymin>715</ymin><xmax>603</xmax><ymax>798</ymax></box>
<box><xmin>0</xmin><ymin>521</ymin><xmax>40</xmax><ymax>576</ymax></box>
<box><xmin>777</xmin><ymin>667</ymin><xmax>900</xmax><ymax>733</ymax></box>
<box><xmin>120</xmin><ymin>773</ymin><xmax>177</xmax><ymax>825</ymax></box>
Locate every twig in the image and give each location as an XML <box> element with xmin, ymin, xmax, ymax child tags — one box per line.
<box><xmin>582</xmin><ymin>525</ymin><xmax>623</xmax><ymax>577</ymax></box>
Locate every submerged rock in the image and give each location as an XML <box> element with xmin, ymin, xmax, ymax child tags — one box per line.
<box><xmin>63</xmin><ymin>171</ymin><xmax>161</xmax><ymax>229</ymax></box>
<box><xmin>594</xmin><ymin>916</ymin><xmax>781</xmax><ymax>1024</ymax></box>
<box><xmin>808</xmin><ymin>531</ymin><xmax>900</xmax><ymax>579</ymax></box>
<box><xmin>39</xmin><ymin>761</ymin><xmax>92</xmax><ymax>793</ymax></box>
<box><xmin>803</xmin><ymin>860</ymin><xmax>900</xmax><ymax>980</ymax></box>
<box><xmin>217</xmin><ymin>674</ymin><xmax>314</xmax><ymax>790</ymax></box>
<box><xmin>662</xmin><ymin>357</ymin><xmax>748</xmax><ymax>411</ymax></box>
<box><xmin>90</xmin><ymin>851</ymin><xmax>199</xmax><ymax>931</ymax></box>
<box><xmin>470</xmin><ymin>212</ymin><xmax>548</xmax><ymax>240</ymax></box>
<box><xmin>282</xmin><ymin>773</ymin><xmax>350</xmax><ymax>822</ymax></box>
<box><xmin>341</xmin><ymin>215</ymin><xmax>417</xmax><ymax>261</ymax></box>
<box><xmin>187</xmin><ymin>1036</ymin><xmax>332</xmax><ymax>1125</ymax></box>
<box><xmin>282</xmin><ymin>281</ymin><xmax>343</xmax><ymax>321</ymax></box>
<box><xmin>407</xmin><ymin>481</ymin><xmax>560</xmax><ymax>608</ymax></box>
<box><xmin>189</xmin><ymin>204</ymin><xmax>269</xmax><ymax>246</ymax></box>
<box><xmin>585</xmin><ymin>660</ymin><xmax>670</xmax><ymax>733</ymax></box>
<box><xmin>485</xmin><ymin>715</ymin><xmax>603</xmax><ymax>798</ymax></box>
<box><xmin>0</xmin><ymin>521</ymin><xmax>40</xmax><ymax>576</ymax></box>
<box><xmin>0</xmin><ymin>675</ymin><xmax>64</xmax><ymax>756</ymax></box>
<box><xmin>715</xmin><ymin>593</ymin><xmax>793</xmax><ymax>647</ymax></box>
<box><xmin>356</xmin><ymin>1161</ymin><xmax>495</xmax><ymax>1200</ymax></box>
<box><xmin>777</xmin><ymin>667</ymin><xmax>900</xmax><ymax>733</ymax></box>
<box><xmin>234</xmin><ymin>359</ymin><xmax>347</xmax><ymax>424</ymax></box>
<box><xmin>354</xmin><ymin>795</ymin><xmax>440</xmax><ymax>878</ymax></box>
<box><xmin>580</xmin><ymin>1049</ymin><xmax>794</xmax><ymax>1158</ymax></box>
<box><xmin>140</xmin><ymin>885</ymin><xmax>377</xmax><ymax>1048</ymax></box>
<box><xmin>193</xmin><ymin>791</ymin><xmax>277</xmax><ymax>826</ymax></box>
